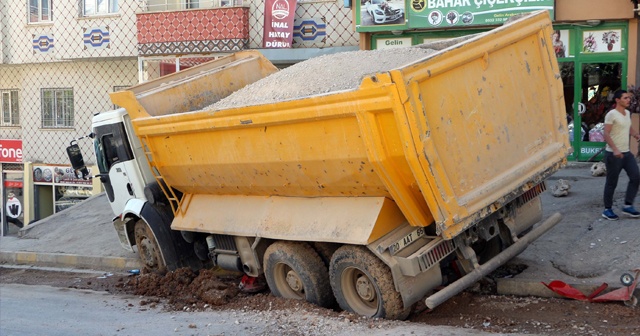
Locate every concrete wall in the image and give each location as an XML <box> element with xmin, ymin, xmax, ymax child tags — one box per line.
<box><xmin>1</xmin><ymin>0</ymin><xmax>140</xmax><ymax>64</ymax></box>
<box><xmin>556</xmin><ymin>0</ymin><xmax>634</xmax><ymax>21</ymax></box>
<box><xmin>0</xmin><ymin>60</ymin><xmax>138</xmax><ymax>165</ymax></box>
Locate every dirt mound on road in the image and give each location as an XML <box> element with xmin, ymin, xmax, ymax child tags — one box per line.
<box><xmin>129</xmin><ymin>268</ymin><xmax>240</xmax><ymax>307</ymax></box>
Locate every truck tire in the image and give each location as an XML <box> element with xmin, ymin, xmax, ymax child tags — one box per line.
<box><xmin>312</xmin><ymin>242</ymin><xmax>341</xmax><ymax>268</ymax></box>
<box><xmin>263</xmin><ymin>241</ymin><xmax>335</xmax><ymax>308</ymax></box>
<box><xmin>330</xmin><ymin>245</ymin><xmax>410</xmax><ymax>320</ymax></box>
<box><xmin>135</xmin><ymin>204</ymin><xmax>206</xmax><ymax>272</ymax></box>
<box><xmin>134</xmin><ymin>220</ymin><xmax>168</xmax><ymax>273</ymax></box>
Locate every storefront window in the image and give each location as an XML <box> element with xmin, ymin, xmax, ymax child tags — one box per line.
<box><xmin>578</xmin><ymin>62</ymin><xmax>622</xmax><ymax>148</ymax></box>
<box><xmin>55</xmin><ymin>185</ymin><xmax>92</xmax><ymax>212</ymax></box>
<box><xmin>33</xmin><ymin>165</ymin><xmax>93</xmax><ymax>220</ymax></box>
<box><xmin>554</xmin><ymin>22</ymin><xmax>627</xmax><ymax>161</ymax></box>
<box><xmin>560</xmin><ymin>62</ymin><xmax>576</xmax><ymax>142</ymax></box>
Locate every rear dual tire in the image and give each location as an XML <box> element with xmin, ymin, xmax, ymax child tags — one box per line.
<box><xmin>329</xmin><ymin>246</ymin><xmax>410</xmax><ymax>320</ymax></box>
<box><xmin>261</xmin><ymin>242</ymin><xmax>410</xmax><ymax>320</ymax></box>
<box><xmin>263</xmin><ymin>241</ymin><xmax>335</xmax><ymax>308</ymax></box>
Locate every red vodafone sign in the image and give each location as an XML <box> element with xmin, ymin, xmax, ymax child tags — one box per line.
<box><xmin>0</xmin><ymin>139</ymin><xmax>23</xmax><ymax>163</ymax></box>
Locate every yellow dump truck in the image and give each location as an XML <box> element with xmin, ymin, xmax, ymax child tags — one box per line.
<box><xmin>70</xmin><ymin>11</ymin><xmax>570</xmax><ymax>319</ymax></box>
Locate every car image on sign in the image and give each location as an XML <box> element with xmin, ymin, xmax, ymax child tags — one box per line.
<box><xmin>366</xmin><ymin>0</ymin><xmax>404</xmax><ymax>24</ymax></box>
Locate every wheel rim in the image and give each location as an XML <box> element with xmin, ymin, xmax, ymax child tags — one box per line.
<box><xmin>138</xmin><ymin>236</ymin><xmax>159</xmax><ymax>268</ymax></box>
<box><xmin>273</xmin><ymin>263</ymin><xmax>305</xmax><ymax>299</ymax></box>
<box><xmin>341</xmin><ymin>266</ymin><xmax>378</xmax><ymax>316</ymax></box>
<box><xmin>134</xmin><ymin>221</ymin><xmax>165</xmax><ymax>271</ymax></box>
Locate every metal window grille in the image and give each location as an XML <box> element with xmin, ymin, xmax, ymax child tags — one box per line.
<box><xmin>41</xmin><ymin>88</ymin><xmax>74</xmax><ymax>128</ymax></box>
<box><xmin>1</xmin><ymin>163</ymin><xmax>24</xmax><ymax>171</ymax></box>
<box><xmin>29</xmin><ymin>0</ymin><xmax>52</xmax><ymax>23</ymax></box>
<box><xmin>83</xmin><ymin>0</ymin><xmax>119</xmax><ymax>16</ymax></box>
<box><xmin>1</xmin><ymin>90</ymin><xmax>20</xmax><ymax>126</ymax></box>
<box><xmin>186</xmin><ymin>0</ymin><xmax>199</xmax><ymax>9</ymax></box>
<box><xmin>145</xmin><ymin>0</ymin><xmax>234</xmax><ymax>11</ymax></box>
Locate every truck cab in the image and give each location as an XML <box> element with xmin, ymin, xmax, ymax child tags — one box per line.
<box><xmin>88</xmin><ymin>108</ymin><xmax>205</xmax><ymax>271</ymax></box>
<box><xmin>92</xmin><ymin>108</ymin><xmax>153</xmax><ymax>220</ymax></box>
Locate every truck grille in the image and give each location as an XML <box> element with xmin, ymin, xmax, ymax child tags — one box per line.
<box><xmin>417</xmin><ymin>238</ymin><xmax>456</xmax><ymax>272</ymax></box>
<box><xmin>211</xmin><ymin>234</ymin><xmax>237</xmax><ymax>253</ymax></box>
<box><xmin>517</xmin><ymin>182</ymin><xmax>546</xmax><ymax>207</ymax></box>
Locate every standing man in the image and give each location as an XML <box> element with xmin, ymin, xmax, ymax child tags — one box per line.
<box><xmin>602</xmin><ymin>90</ymin><xmax>640</xmax><ymax>220</ymax></box>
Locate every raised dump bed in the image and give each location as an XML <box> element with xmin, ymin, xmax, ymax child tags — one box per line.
<box><xmin>113</xmin><ymin>11</ymin><xmax>568</xmax><ymax>240</ymax></box>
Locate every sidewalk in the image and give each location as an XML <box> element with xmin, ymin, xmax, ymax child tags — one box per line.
<box><xmin>499</xmin><ymin>162</ymin><xmax>640</xmax><ymax>299</ymax></box>
<box><xmin>1</xmin><ymin>164</ymin><xmax>638</xmax><ymax>300</ymax></box>
<box><xmin>0</xmin><ymin>193</ymin><xmax>141</xmax><ymax>271</ymax></box>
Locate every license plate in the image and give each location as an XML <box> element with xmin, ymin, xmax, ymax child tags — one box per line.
<box><xmin>389</xmin><ymin>227</ymin><xmax>426</xmax><ymax>255</ymax></box>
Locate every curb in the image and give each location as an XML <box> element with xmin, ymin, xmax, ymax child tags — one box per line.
<box><xmin>0</xmin><ymin>251</ymin><xmax>141</xmax><ymax>271</ymax></box>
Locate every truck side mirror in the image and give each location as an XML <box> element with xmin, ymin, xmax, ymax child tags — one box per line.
<box><xmin>97</xmin><ymin>174</ymin><xmax>110</xmax><ymax>184</ymax></box>
<box><xmin>66</xmin><ymin>140</ymin><xmax>91</xmax><ymax>180</ymax></box>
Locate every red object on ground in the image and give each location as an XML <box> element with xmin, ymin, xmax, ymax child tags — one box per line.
<box><xmin>542</xmin><ymin>269</ymin><xmax>640</xmax><ymax>305</ymax></box>
<box><xmin>239</xmin><ymin>274</ymin><xmax>267</xmax><ymax>293</ymax></box>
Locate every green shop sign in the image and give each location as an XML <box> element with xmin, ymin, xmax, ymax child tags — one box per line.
<box><xmin>407</xmin><ymin>0</ymin><xmax>554</xmax><ymax>29</ymax></box>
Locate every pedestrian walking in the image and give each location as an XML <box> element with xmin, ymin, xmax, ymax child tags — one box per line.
<box><xmin>602</xmin><ymin>89</ymin><xmax>640</xmax><ymax>220</ymax></box>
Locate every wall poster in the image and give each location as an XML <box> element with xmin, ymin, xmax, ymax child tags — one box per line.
<box><xmin>582</xmin><ymin>30</ymin><xmax>622</xmax><ymax>53</ymax></box>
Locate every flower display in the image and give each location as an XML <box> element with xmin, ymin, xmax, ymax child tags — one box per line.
<box><xmin>602</xmin><ymin>31</ymin><xmax>620</xmax><ymax>51</ymax></box>
<box><xmin>583</xmin><ymin>33</ymin><xmax>597</xmax><ymax>53</ymax></box>
<box><xmin>602</xmin><ymin>31</ymin><xmax>620</xmax><ymax>44</ymax></box>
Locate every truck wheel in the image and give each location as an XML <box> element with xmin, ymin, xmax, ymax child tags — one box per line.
<box><xmin>134</xmin><ymin>220</ymin><xmax>167</xmax><ymax>273</ymax></box>
<box><xmin>263</xmin><ymin>241</ymin><xmax>335</xmax><ymax>308</ymax></box>
<box><xmin>330</xmin><ymin>246</ymin><xmax>410</xmax><ymax>320</ymax></box>
<box><xmin>312</xmin><ymin>242</ymin><xmax>341</xmax><ymax>268</ymax></box>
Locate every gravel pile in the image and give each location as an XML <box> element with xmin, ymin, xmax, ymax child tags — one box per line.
<box><xmin>209</xmin><ymin>47</ymin><xmax>439</xmax><ymax>111</ymax></box>
<box><xmin>207</xmin><ymin>34</ymin><xmax>478</xmax><ymax>112</ymax></box>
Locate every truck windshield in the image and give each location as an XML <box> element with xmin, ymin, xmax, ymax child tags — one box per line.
<box><xmin>93</xmin><ymin>122</ymin><xmax>134</xmax><ymax>174</ymax></box>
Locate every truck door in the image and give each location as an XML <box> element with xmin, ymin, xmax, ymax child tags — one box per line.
<box><xmin>94</xmin><ymin>122</ymin><xmax>138</xmax><ymax>215</ymax></box>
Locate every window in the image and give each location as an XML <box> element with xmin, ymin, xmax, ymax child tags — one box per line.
<box><xmin>1</xmin><ymin>90</ymin><xmax>20</xmax><ymax>126</ymax></box>
<box><xmin>144</xmin><ymin>0</ymin><xmax>235</xmax><ymax>11</ymax></box>
<box><xmin>29</xmin><ymin>0</ymin><xmax>52</xmax><ymax>23</ymax></box>
<box><xmin>41</xmin><ymin>88</ymin><xmax>74</xmax><ymax>128</ymax></box>
<box><xmin>94</xmin><ymin>122</ymin><xmax>134</xmax><ymax>173</ymax></box>
<box><xmin>83</xmin><ymin>0</ymin><xmax>118</xmax><ymax>16</ymax></box>
<box><xmin>186</xmin><ymin>0</ymin><xmax>199</xmax><ymax>9</ymax></box>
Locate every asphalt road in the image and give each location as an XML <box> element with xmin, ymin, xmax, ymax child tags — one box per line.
<box><xmin>0</xmin><ymin>281</ymin><xmax>522</xmax><ymax>336</ymax></box>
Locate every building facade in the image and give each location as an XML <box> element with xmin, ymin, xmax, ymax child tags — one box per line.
<box><xmin>0</xmin><ymin>0</ymin><xmax>359</xmax><ymax>234</ymax></box>
<box><xmin>356</xmin><ymin>0</ymin><xmax>639</xmax><ymax>161</ymax></box>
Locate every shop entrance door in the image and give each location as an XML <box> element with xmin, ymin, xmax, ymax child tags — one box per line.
<box><xmin>2</xmin><ymin>171</ymin><xmax>25</xmax><ymax>235</ymax></box>
<box><xmin>572</xmin><ymin>61</ymin><xmax>624</xmax><ymax>161</ymax></box>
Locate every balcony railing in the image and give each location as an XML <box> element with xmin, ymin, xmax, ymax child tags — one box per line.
<box><xmin>143</xmin><ymin>0</ymin><xmax>245</xmax><ymax>12</ymax></box>
<box><xmin>137</xmin><ymin>3</ymin><xmax>249</xmax><ymax>56</ymax></box>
